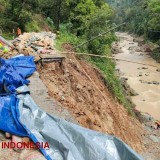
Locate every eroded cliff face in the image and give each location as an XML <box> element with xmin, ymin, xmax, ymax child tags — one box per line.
<box><xmin>38</xmin><ymin>53</ymin><xmax>144</xmax><ymax>153</ymax></box>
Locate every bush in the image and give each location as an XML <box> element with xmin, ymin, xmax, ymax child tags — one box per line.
<box><xmin>55</xmin><ymin>24</ymin><xmax>87</xmax><ymax>52</ymax></box>
<box><xmin>25</xmin><ymin>21</ymin><xmax>41</xmax><ymax>32</ymax></box>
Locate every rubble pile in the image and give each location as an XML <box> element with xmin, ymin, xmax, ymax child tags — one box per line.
<box><xmin>1</xmin><ymin>32</ymin><xmax>57</xmax><ymax>60</ymax></box>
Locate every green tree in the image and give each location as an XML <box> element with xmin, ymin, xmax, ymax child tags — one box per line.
<box><xmin>147</xmin><ymin>0</ymin><xmax>160</xmax><ymax>40</ymax></box>
<box><xmin>87</xmin><ymin>4</ymin><xmax>115</xmax><ymax>54</ymax></box>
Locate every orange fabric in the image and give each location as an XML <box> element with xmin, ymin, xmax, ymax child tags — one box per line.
<box><xmin>17</xmin><ymin>28</ymin><xmax>21</xmax><ymax>35</ymax></box>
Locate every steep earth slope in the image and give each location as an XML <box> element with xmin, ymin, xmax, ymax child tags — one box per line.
<box><xmin>39</xmin><ymin>53</ymin><xmax>144</xmax><ymax>153</ymax></box>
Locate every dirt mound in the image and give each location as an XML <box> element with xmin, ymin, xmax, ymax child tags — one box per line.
<box><xmin>39</xmin><ymin>53</ymin><xmax>145</xmax><ymax>153</ymax></box>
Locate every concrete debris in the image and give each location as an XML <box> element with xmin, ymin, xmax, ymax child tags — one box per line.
<box><xmin>1</xmin><ymin>32</ymin><xmax>65</xmax><ymax>62</ymax></box>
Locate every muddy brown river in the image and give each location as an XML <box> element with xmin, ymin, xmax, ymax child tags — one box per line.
<box><xmin>115</xmin><ymin>32</ymin><xmax>160</xmax><ymax>120</ymax></box>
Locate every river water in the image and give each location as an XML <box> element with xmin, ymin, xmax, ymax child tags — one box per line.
<box><xmin>114</xmin><ymin>32</ymin><xmax>160</xmax><ymax>120</ymax></box>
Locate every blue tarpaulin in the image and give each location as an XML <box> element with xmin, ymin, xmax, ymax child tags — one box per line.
<box><xmin>0</xmin><ymin>56</ymin><xmax>36</xmax><ymax>93</ymax></box>
<box><xmin>0</xmin><ymin>56</ymin><xmax>144</xmax><ymax>160</ymax></box>
<box><xmin>0</xmin><ymin>56</ymin><xmax>35</xmax><ymax>136</ymax></box>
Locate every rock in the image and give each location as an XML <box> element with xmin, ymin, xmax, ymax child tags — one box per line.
<box><xmin>5</xmin><ymin>132</ymin><xmax>11</xmax><ymax>138</ymax></box>
<box><xmin>135</xmin><ymin>48</ymin><xmax>143</xmax><ymax>52</ymax></box>
<box><xmin>133</xmin><ymin>37</ymin><xmax>145</xmax><ymax>45</ymax></box>
<box><xmin>139</xmin><ymin>53</ymin><xmax>144</xmax><ymax>56</ymax></box>
<box><xmin>120</xmin><ymin>77</ymin><xmax>129</xmax><ymax>89</ymax></box>
<box><xmin>111</xmin><ymin>47</ymin><xmax>123</xmax><ymax>54</ymax></box>
<box><xmin>77</xmin><ymin>84</ymin><xmax>83</xmax><ymax>90</ymax></box>
<box><xmin>0</xmin><ymin>131</ymin><xmax>5</xmax><ymax>141</ymax></box>
<box><xmin>129</xmin><ymin>88</ymin><xmax>139</xmax><ymax>96</ymax></box>
<box><xmin>121</xmin><ymin>77</ymin><xmax>128</xmax><ymax>81</ymax></box>
<box><xmin>152</xmin><ymin>81</ymin><xmax>159</xmax><ymax>85</ymax></box>
<box><xmin>142</xmin><ymin>113</ymin><xmax>154</xmax><ymax>122</ymax></box>
<box><xmin>142</xmin><ymin>67</ymin><xmax>148</xmax><ymax>69</ymax></box>
<box><xmin>143</xmin><ymin>45</ymin><xmax>152</xmax><ymax>52</ymax></box>
<box><xmin>156</xmin><ymin>68</ymin><xmax>160</xmax><ymax>72</ymax></box>
<box><xmin>61</xmin><ymin>96</ymin><xmax>65</xmax><ymax>101</ymax></box>
<box><xmin>139</xmin><ymin>80</ymin><xmax>143</xmax><ymax>82</ymax></box>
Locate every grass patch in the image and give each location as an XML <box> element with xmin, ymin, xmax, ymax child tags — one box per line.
<box><xmin>25</xmin><ymin>20</ymin><xmax>41</xmax><ymax>32</ymax></box>
<box><xmin>25</xmin><ymin>14</ymin><xmax>55</xmax><ymax>32</ymax></box>
<box><xmin>1</xmin><ymin>33</ymin><xmax>14</xmax><ymax>40</ymax></box>
<box><xmin>55</xmin><ymin>24</ymin><xmax>86</xmax><ymax>52</ymax></box>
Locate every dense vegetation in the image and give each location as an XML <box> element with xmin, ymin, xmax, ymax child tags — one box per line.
<box><xmin>106</xmin><ymin>0</ymin><xmax>160</xmax><ymax>62</ymax></box>
<box><xmin>106</xmin><ymin>0</ymin><xmax>160</xmax><ymax>42</ymax></box>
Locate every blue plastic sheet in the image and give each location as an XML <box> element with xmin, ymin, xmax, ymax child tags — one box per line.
<box><xmin>0</xmin><ymin>56</ymin><xmax>35</xmax><ymax>136</ymax></box>
<box><xmin>0</xmin><ymin>95</ymin><xmax>27</xmax><ymax>136</ymax></box>
<box><xmin>0</xmin><ymin>56</ymin><xmax>36</xmax><ymax>93</ymax></box>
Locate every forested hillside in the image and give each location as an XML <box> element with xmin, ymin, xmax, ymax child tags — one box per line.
<box><xmin>106</xmin><ymin>0</ymin><xmax>160</xmax><ymax>42</ymax></box>
<box><xmin>0</xmin><ymin>0</ymin><xmax>116</xmax><ymax>53</ymax></box>
<box><xmin>0</xmin><ymin>0</ymin><xmax>113</xmax><ymax>33</ymax></box>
